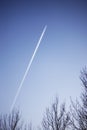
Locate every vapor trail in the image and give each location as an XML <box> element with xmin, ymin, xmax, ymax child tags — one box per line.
<box><xmin>10</xmin><ymin>25</ymin><xmax>47</xmax><ymax>112</ymax></box>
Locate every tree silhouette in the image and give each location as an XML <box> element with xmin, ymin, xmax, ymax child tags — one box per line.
<box><xmin>0</xmin><ymin>109</ymin><xmax>31</xmax><ymax>130</ymax></box>
<box><xmin>0</xmin><ymin>110</ymin><xmax>22</xmax><ymax>130</ymax></box>
<box><xmin>70</xmin><ymin>67</ymin><xmax>87</xmax><ymax>130</ymax></box>
<box><xmin>42</xmin><ymin>97</ymin><xmax>70</xmax><ymax>130</ymax></box>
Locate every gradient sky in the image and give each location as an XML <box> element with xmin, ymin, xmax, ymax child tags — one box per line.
<box><xmin>0</xmin><ymin>0</ymin><xmax>87</xmax><ymax>127</ymax></box>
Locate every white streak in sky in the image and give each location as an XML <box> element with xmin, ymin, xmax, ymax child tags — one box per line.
<box><xmin>10</xmin><ymin>25</ymin><xmax>47</xmax><ymax>112</ymax></box>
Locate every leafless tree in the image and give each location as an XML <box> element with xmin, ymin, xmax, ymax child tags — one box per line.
<box><xmin>70</xmin><ymin>67</ymin><xmax>87</xmax><ymax>130</ymax></box>
<box><xmin>42</xmin><ymin>97</ymin><xmax>70</xmax><ymax>130</ymax></box>
<box><xmin>0</xmin><ymin>109</ymin><xmax>31</xmax><ymax>130</ymax></box>
<box><xmin>0</xmin><ymin>109</ymin><xmax>22</xmax><ymax>130</ymax></box>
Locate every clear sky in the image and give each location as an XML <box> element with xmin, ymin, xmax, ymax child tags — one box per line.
<box><xmin>0</xmin><ymin>0</ymin><xmax>87</xmax><ymax>127</ymax></box>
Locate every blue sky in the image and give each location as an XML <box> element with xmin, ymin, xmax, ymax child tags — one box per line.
<box><xmin>0</xmin><ymin>0</ymin><xmax>87</xmax><ymax>126</ymax></box>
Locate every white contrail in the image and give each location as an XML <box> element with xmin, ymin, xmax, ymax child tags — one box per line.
<box><xmin>10</xmin><ymin>25</ymin><xmax>47</xmax><ymax>112</ymax></box>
